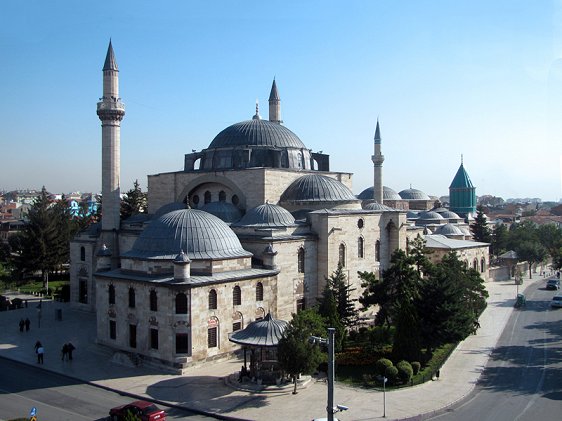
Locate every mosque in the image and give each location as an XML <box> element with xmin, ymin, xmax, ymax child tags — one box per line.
<box><xmin>69</xmin><ymin>42</ymin><xmax>487</xmax><ymax>372</ymax></box>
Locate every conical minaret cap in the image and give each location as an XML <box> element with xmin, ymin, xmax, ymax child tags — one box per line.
<box><xmin>103</xmin><ymin>40</ymin><xmax>118</xmax><ymax>71</ymax></box>
<box><xmin>374</xmin><ymin>119</ymin><xmax>381</xmax><ymax>144</ymax></box>
<box><xmin>269</xmin><ymin>78</ymin><xmax>280</xmax><ymax>101</ymax></box>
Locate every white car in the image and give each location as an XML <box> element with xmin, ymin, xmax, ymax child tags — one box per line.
<box><xmin>551</xmin><ymin>296</ymin><xmax>562</xmax><ymax>308</ymax></box>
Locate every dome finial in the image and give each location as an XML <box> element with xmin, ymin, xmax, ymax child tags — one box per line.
<box><xmin>253</xmin><ymin>99</ymin><xmax>261</xmax><ymax>120</ymax></box>
<box><xmin>461</xmin><ymin>153</ymin><xmax>463</xmax><ymax>165</ymax></box>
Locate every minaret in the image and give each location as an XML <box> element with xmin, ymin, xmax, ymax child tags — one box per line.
<box><xmin>97</xmin><ymin>40</ymin><xmax>125</xmax><ymax>233</ymax></box>
<box><xmin>268</xmin><ymin>78</ymin><xmax>282</xmax><ymax>124</ymax></box>
<box><xmin>371</xmin><ymin>119</ymin><xmax>384</xmax><ymax>204</ymax></box>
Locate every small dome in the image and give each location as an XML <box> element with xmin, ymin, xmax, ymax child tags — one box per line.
<box><xmin>124</xmin><ymin>209</ymin><xmax>251</xmax><ymax>260</ymax></box>
<box><xmin>435</xmin><ymin>223</ymin><xmax>463</xmax><ymax>235</ymax></box>
<box><xmin>439</xmin><ymin>210</ymin><xmax>461</xmax><ymax>219</ymax></box>
<box><xmin>200</xmin><ymin>201</ymin><xmax>243</xmax><ymax>223</ymax></box>
<box><xmin>383</xmin><ymin>186</ymin><xmax>402</xmax><ymax>201</ymax></box>
<box><xmin>431</xmin><ymin>207</ymin><xmax>449</xmax><ymax>213</ymax></box>
<box><xmin>399</xmin><ymin>188</ymin><xmax>430</xmax><ymax>201</ymax></box>
<box><xmin>459</xmin><ymin>226</ymin><xmax>471</xmax><ymax>235</ymax></box>
<box><xmin>280</xmin><ymin>174</ymin><xmax>358</xmax><ymax>204</ymax></box>
<box><xmin>407</xmin><ymin>210</ymin><xmax>420</xmax><ymax>219</ymax></box>
<box><xmin>154</xmin><ymin>202</ymin><xmax>186</xmax><ymax>217</ymax></box>
<box><xmin>418</xmin><ymin>211</ymin><xmax>444</xmax><ymax>220</ymax></box>
<box><xmin>233</xmin><ymin>203</ymin><xmax>296</xmax><ymax>227</ymax></box>
<box><xmin>363</xmin><ymin>202</ymin><xmax>394</xmax><ymax>211</ymax></box>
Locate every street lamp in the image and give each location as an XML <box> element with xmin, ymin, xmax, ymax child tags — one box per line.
<box><xmin>382</xmin><ymin>366</ymin><xmax>388</xmax><ymax>418</ymax></box>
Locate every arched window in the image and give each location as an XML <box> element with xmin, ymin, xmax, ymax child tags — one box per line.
<box><xmin>298</xmin><ymin>247</ymin><xmax>305</xmax><ymax>273</ymax></box>
<box><xmin>108</xmin><ymin>284</ymin><xmax>115</xmax><ymax>305</ymax></box>
<box><xmin>233</xmin><ymin>286</ymin><xmax>241</xmax><ymax>306</ymax></box>
<box><xmin>473</xmin><ymin>259</ymin><xmax>478</xmax><ymax>271</ymax></box>
<box><xmin>256</xmin><ymin>282</ymin><xmax>264</xmax><ymax>301</ymax></box>
<box><xmin>375</xmin><ymin>240</ymin><xmax>381</xmax><ymax>262</ymax></box>
<box><xmin>204</xmin><ymin>191</ymin><xmax>211</xmax><ymax>204</ymax></box>
<box><xmin>232</xmin><ymin>195</ymin><xmax>239</xmax><ymax>205</ymax></box>
<box><xmin>481</xmin><ymin>258</ymin><xmax>486</xmax><ymax>273</ymax></box>
<box><xmin>149</xmin><ymin>290</ymin><xmax>158</xmax><ymax>312</ymax></box>
<box><xmin>80</xmin><ymin>246</ymin><xmax>85</xmax><ymax>261</ymax></box>
<box><xmin>176</xmin><ymin>293</ymin><xmax>188</xmax><ymax>314</ymax></box>
<box><xmin>339</xmin><ymin>243</ymin><xmax>346</xmax><ymax>267</ymax></box>
<box><xmin>219</xmin><ymin>190</ymin><xmax>226</xmax><ymax>202</ymax></box>
<box><xmin>208</xmin><ymin>289</ymin><xmax>217</xmax><ymax>310</ymax></box>
<box><xmin>358</xmin><ymin>237</ymin><xmax>364</xmax><ymax>258</ymax></box>
<box><xmin>192</xmin><ymin>195</ymin><xmax>200</xmax><ymax>206</ymax></box>
<box><xmin>128</xmin><ymin>287</ymin><xmax>135</xmax><ymax>308</ymax></box>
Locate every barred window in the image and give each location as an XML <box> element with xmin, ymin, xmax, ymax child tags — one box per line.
<box><xmin>176</xmin><ymin>293</ymin><xmax>188</xmax><ymax>314</ymax></box>
<box><xmin>256</xmin><ymin>282</ymin><xmax>264</xmax><ymax>301</ymax></box>
<box><xmin>358</xmin><ymin>237</ymin><xmax>364</xmax><ymax>258</ymax></box>
<box><xmin>338</xmin><ymin>243</ymin><xmax>346</xmax><ymax>267</ymax></box>
<box><xmin>208</xmin><ymin>327</ymin><xmax>218</xmax><ymax>348</ymax></box>
<box><xmin>128</xmin><ymin>287</ymin><xmax>135</xmax><ymax>308</ymax></box>
<box><xmin>233</xmin><ymin>286</ymin><xmax>241</xmax><ymax>306</ymax></box>
<box><xmin>208</xmin><ymin>289</ymin><xmax>217</xmax><ymax>310</ymax></box>
<box><xmin>149</xmin><ymin>290</ymin><xmax>157</xmax><ymax>312</ymax></box>
<box><xmin>375</xmin><ymin>240</ymin><xmax>381</xmax><ymax>262</ymax></box>
<box><xmin>298</xmin><ymin>247</ymin><xmax>305</xmax><ymax>273</ymax></box>
<box><xmin>233</xmin><ymin>321</ymin><xmax>242</xmax><ymax>332</ymax></box>
<box><xmin>108</xmin><ymin>285</ymin><xmax>115</xmax><ymax>305</ymax></box>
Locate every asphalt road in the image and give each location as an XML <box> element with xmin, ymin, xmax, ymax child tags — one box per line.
<box><xmin>429</xmin><ymin>280</ymin><xmax>562</xmax><ymax>421</ymax></box>
<box><xmin>0</xmin><ymin>358</ymin><xmax>219</xmax><ymax>421</ymax></box>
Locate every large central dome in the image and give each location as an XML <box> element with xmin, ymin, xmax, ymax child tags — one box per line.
<box><xmin>209</xmin><ymin>118</ymin><xmax>307</xmax><ymax>149</ymax></box>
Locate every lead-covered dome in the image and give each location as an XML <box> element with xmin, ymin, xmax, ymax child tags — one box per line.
<box><xmin>399</xmin><ymin>188</ymin><xmax>430</xmax><ymax>201</ymax></box>
<box><xmin>357</xmin><ymin>186</ymin><xmax>403</xmax><ymax>201</ymax></box>
<box><xmin>280</xmin><ymin>174</ymin><xmax>358</xmax><ymax>204</ymax></box>
<box><xmin>209</xmin><ymin>119</ymin><xmax>306</xmax><ymax>149</ymax></box>
<box><xmin>232</xmin><ymin>203</ymin><xmax>296</xmax><ymax>227</ymax></box>
<box><xmin>124</xmin><ymin>209</ymin><xmax>251</xmax><ymax>260</ymax></box>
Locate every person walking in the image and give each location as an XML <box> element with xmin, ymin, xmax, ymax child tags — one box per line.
<box><xmin>66</xmin><ymin>342</ymin><xmax>75</xmax><ymax>360</ymax></box>
<box><xmin>24</xmin><ymin>318</ymin><xmax>30</xmax><ymax>332</ymax></box>
<box><xmin>37</xmin><ymin>344</ymin><xmax>44</xmax><ymax>364</ymax></box>
<box><xmin>19</xmin><ymin>318</ymin><xmax>25</xmax><ymax>332</ymax></box>
<box><xmin>61</xmin><ymin>343</ymin><xmax>68</xmax><ymax>361</ymax></box>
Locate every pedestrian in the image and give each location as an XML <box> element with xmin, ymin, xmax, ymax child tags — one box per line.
<box><xmin>61</xmin><ymin>343</ymin><xmax>68</xmax><ymax>361</ymax></box>
<box><xmin>66</xmin><ymin>342</ymin><xmax>75</xmax><ymax>360</ymax></box>
<box><xmin>37</xmin><ymin>344</ymin><xmax>44</xmax><ymax>364</ymax></box>
<box><xmin>24</xmin><ymin>299</ymin><xmax>28</xmax><ymax>308</ymax></box>
<box><xmin>19</xmin><ymin>318</ymin><xmax>25</xmax><ymax>332</ymax></box>
<box><xmin>25</xmin><ymin>318</ymin><xmax>30</xmax><ymax>332</ymax></box>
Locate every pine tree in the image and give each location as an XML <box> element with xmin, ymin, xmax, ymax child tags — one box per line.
<box><xmin>325</xmin><ymin>263</ymin><xmax>357</xmax><ymax>329</ymax></box>
<box><xmin>470</xmin><ymin>205</ymin><xmax>492</xmax><ymax>243</ymax></box>
<box><xmin>121</xmin><ymin>179</ymin><xmax>147</xmax><ymax>220</ymax></box>
<box><xmin>317</xmin><ymin>284</ymin><xmax>345</xmax><ymax>351</ymax></box>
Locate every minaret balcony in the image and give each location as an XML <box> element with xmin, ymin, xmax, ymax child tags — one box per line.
<box><xmin>97</xmin><ymin>100</ymin><xmax>125</xmax><ymax>113</ymax></box>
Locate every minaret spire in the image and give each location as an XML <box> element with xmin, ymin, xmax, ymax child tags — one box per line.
<box><xmin>371</xmin><ymin>118</ymin><xmax>385</xmax><ymax>204</ymax></box>
<box><xmin>97</xmin><ymin>40</ymin><xmax>125</xmax><ymax>238</ymax></box>
<box><xmin>268</xmin><ymin>78</ymin><xmax>282</xmax><ymax>124</ymax></box>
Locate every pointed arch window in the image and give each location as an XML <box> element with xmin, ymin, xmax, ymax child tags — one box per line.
<box><xmin>176</xmin><ymin>293</ymin><xmax>188</xmax><ymax>314</ymax></box>
<box><xmin>358</xmin><ymin>237</ymin><xmax>364</xmax><ymax>258</ymax></box>
<box><xmin>128</xmin><ymin>287</ymin><xmax>135</xmax><ymax>308</ymax></box>
<box><xmin>80</xmin><ymin>246</ymin><xmax>86</xmax><ymax>261</ymax></box>
<box><xmin>219</xmin><ymin>190</ymin><xmax>226</xmax><ymax>202</ymax></box>
<box><xmin>208</xmin><ymin>289</ymin><xmax>217</xmax><ymax>310</ymax></box>
<box><xmin>473</xmin><ymin>258</ymin><xmax>478</xmax><ymax>271</ymax></box>
<box><xmin>375</xmin><ymin>240</ymin><xmax>381</xmax><ymax>262</ymax></box>
<box><xmin>108</xmin><ymin>284</ymin><xmax>115</xmax><ymax>305</ymax></box>
<box><xmin>204</xmin><ymin>191</ymin><xmax>211</xmax><ymax>204</ymax></box>
<box><xmin>256</xmin><ymin>282</ymin><xmax>264</xmax><ymax>301</ymax></box>
<box><xmin>481</xmin><ymin>258</ymin><xmax>486</xmax><ymax>273</ymax></box>
<box><xmin>338</xmin><ymin>243</ymin><xmax>346</xmax><ymax>267</ymax></box>
<box><xmin>149</xmin><ymin>290</ymin><xmax>158</xmax><ymax>312</ymax></box>
<box><xmin>298</xmin><ymin>247</ymin><xmax>305</xmax><ymax>273</ymax></box>
<box><xmin>233</xmin><ymin>286</ymin><xmax>241</xmax><ymax>306</ymax></box>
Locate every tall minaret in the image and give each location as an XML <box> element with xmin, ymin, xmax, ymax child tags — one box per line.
<box><xmin>97</xmin><ymin>40</ymin><xmax>125</xmax><ymax>234</ymax></box>
<box><xmin>371</xmin><ymin>119</ymin><xmax>384</xmax><ymax>204</ymax></box>
<box><xmin>268</xmin><ymin>78</ymin><xmax>282</xmax><ymax>124</ymax></box>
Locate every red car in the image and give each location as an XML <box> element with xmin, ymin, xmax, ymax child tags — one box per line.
<box><xmin>109</xmin><ymin>400</ymin><xmax>167</xmax><ymax>421</ymax></box>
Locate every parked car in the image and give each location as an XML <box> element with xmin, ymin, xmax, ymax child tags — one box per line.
<box><xmin>109</xmin><ymin>400</ymin><xmax>166</xmax><ymax>421</ymax></box>
<box><xmin>551</xmin><ymin>296</ymin><xmax>562</xmax><ymax>308</ymax></box>
<box><xmin>546</xmin><ymin>279</ymin><xmax>560</xmax><ymax>290</ymax></box>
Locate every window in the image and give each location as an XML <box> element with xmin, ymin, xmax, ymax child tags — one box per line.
<box><xmin>192</xmin><ymin>195</ymin><xmax>200</xmax><ymax>205</ymax></box>
<box><xmin>176</xmin><ymin>333</ymin><xmax>188</xmax><ymax>353</ymax></box>
<box><xmin>481</xmin><ymin>258</ymin><xmax>486</xmax><ymax>273</ymax></box>
<box><xmin>129</xmin><ymin>324</ymin><xmax>137</xmax><ymax>348</ymax></box>
<box><xmin>473</xmin><ymin>259</ymin><xmax>478</xmax><ymax>271</ymax></box>
<box><xmin>357</xmin><ymin>218</ymin><xmax>364</xmax><ymax>229</ymax></box>
<box><xmin>338</xmin><ymin>243</ymin><xmax>346</xmax><ymax>267</ymax></box>
<box><xmin>232</xmin><ymin>195</ymin><xmax>239</xmax><ymax>205</ymax></box>
<box><xmin>233</xmin><ymin>321</ymin><xmax>242</xmax><ymax>332</ymax></box>
<box><xmin>233</xmin><ymin>286</ymin><xmax>241</xmax><ymax>306</ymax></box>
<box><xmin>297</xmin><ymin>298</ymin><xmax>306</xmax><ymax>312</ymax></box>
<box><xmin>108</xmin><ymin>285</ymin><xmax>115</xmax><ymax>305</ymax></box>
<box><xmin>208</xmin><ymin>327</ymin><xmax>218</xmax><ymax>348</ymax></box>
<box><xmin>256</xmin><ymin>282</ymin><xmax>264</xmax><ymax>301</ymax></box>
<box><xmin>358</xmin><ymin>237</ymin><xmax>364</xmax><ymax>258</ymax></box>
<box><xmin>208</xmin><ymin>289</ymin><xmax>217</xmax><ymax>310</ymax></box>
<box><xmin>204</xmin><ymin>191</ymin><xmax>211</xmax><ymax>204</ymax></box>
<box><xmin>375</xmin><ymin>240</ymin><xmax>381</xmax><ymax>262</ymax></box>
<box><xmin>298</xmin><ymin>247</ymin><xmax>305</xmax><ymax>273</ymax></box>
<box><xmin>219</xmin><ymin>190</ymin><xmax>226</xmax><ymax>202</ymax></box>
<box><xmin>150</xmin><ymin>328</ymin><xmax>158</xmax><ymax>350</ymax></box>
<box><xmin>149</xmin><ymin>290</ymin><xmax>157</xmax><ymax>312</ymax></box>
<box><xmin>80</xmin><ymin>246</ymin><xmax>85</xmax><ymax>261</ymax></box>
<box><xmin>128</xmin><ymin>287</ymin><xmax>135</xmax><ymax>308</ymax></box>
<box><xmin>176</xmin><ymin>293</ymin><xmax>188</xmax><ymax>314</ymax></box>
<box><xmin>109</xmin><ymin>320</ymin><xmax>116</xmax><ymax>340</ymax></box>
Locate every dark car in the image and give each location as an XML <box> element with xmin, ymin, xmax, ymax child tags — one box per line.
<box><xmin>109</xmin><ymin>400</ymin><xmax>166</xmax><ymax>421</ymax></box>
<box><xmin>546</xmin><ymin>279</ymin><xmax>560</xmax><ymax>290</ymax></box>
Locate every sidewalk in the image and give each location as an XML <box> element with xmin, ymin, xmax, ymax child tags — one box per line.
<box><xmin>0</xmin><ymin>271</ymin><xmax>551</xmax><ymax>421</ymax></box>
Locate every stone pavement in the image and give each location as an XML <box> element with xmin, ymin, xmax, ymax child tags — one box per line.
<box><xmin>0</xmin><ymin>271</ymin><xmax>554</xmax><ymax>421</ymax></box>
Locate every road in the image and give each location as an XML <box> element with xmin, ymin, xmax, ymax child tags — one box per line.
<box><xmin>0</xmin><ymin>358</ymin><xmax>219</xmax><ymax>421</ymax></box>
<box><xmin>430</xmin><ymin>280</ymin><xmax>562</xmax><ymax>421</ymax></box>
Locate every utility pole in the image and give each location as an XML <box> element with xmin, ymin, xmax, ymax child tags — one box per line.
<box><xmin>327</xmin><ymin>327</ymin><xmax>335</xmax><ymax>421</ymax></box>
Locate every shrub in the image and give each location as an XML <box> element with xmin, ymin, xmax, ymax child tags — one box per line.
<box><xmin>411</xmin><ymin>361</ymin><xmax>421</xmax><ymax>375</ymax></box>
<box><xmin>396</xmin><ymin>360</ymin><xmax>413</xmax><ymax>383</ymax></box>
<box><xmin>375</xmin><ymin>358</ymin><xmax>393</xmax><ymax>376</ymax></box>
<box><xmin>386</xmin><ymin>365</ymin><xmax>398</xmax><ymax>384</ymax></box>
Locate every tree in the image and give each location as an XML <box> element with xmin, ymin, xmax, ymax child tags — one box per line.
<box><xmin>508</xmin><ymin>221</ymin><xmax>547</xmax><ymax>278</ymax></box>
<box><xmin>537</xmin><ymin>223</ymin><xmax>562</xmax><ymax>260</ymax></box>
<box><xmin>471</xmin><ymin>205</ymin><xmax>492</xmax><ymax>243</ymax></box>
<box><xmin>516</xmin><ymin>241</ymin><xmax>547</xmax><ymax>278</ymax></box>
<box><xmin>121</xmin><ymin>179</ymin><xmax>147</xmax><ymax>220</ymax></box>
<box><xmin>277</xmin><ymin>309</ymin><xmax>325</xmax><ymax>394</ymax></box>
<box><xmin>491</xmin><ymin>223</ymin><xmax>508</xmax><ymax>257</ymax></box>
<box><xmin>323</xmin><ymin>263</ymin><xmax>357</xmax><ymax>329</ymax></box>
<box><xmin>317</xmin><ymin>284</ymin><xmax>345</xmax><ymax>352</ymax></box>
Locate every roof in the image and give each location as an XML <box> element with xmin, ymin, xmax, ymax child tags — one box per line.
<box><xmin>232</xmin><ymin>203</ymin><xmax>296</xmax><ymax>227</ymax></box>
<box><xmin>357</xmin><ymin>186</ymin><xmax>402</xmax><ymax>201</ymax></box>
<box><xmin>374</xmin><ymin>120</ymin><xmax>381</xmax><ymax>144</ymax></box>
<box><xmin>103</xmin><ymin>40</ymin><xmax>118</xmax><ymax>71</ymax></box>
<box><xmin>399</xmin><ymin>188</ymin><xmax>430</xmax><ymax>201</ymax></box>
<box><xmin>280</xmin><ymin>174</ymin><xmax>358</xmax><ymax>204</ymax></box>
<box><xmin>229</xmin><ymin>313</ymin><xmax>288</xmax><ymax>347</ymax></box>
<box><xmin>449</xmin><ymin>163</ymin><xmax>475</xmax><ymax>189</ymax></box>
<box><xmin>424</xmin><ymin>234</ymin><xmax>489</xmax><ymax>250</ymax></box>
<box><xmin>363</xmin><ymin>202</ymin><xmax>395</xmax><ymax>211</ymax></box>
<box><xmin>269</xmin><ymin>79</ymin><xmax>280</xmax><ymax>101</ymax></box>
<box><xmin>200</xmin><ymin>201</ymin><xmax>243</xmax><ymax>223</ymax></box>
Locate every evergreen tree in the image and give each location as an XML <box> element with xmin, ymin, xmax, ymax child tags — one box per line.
<box><xmin>537</xmin><ymin>223</ymin><xmax>562</xmax><ymax>260</ymax></box>
<box><xmin>121</xmin><ymin>179</ymin><xmax>147</xmax><ymax>220</ymax></box>
<box><xmin>317</xmin><ymin>284</ymin><xmax>345</xmax><ymax>352</ymax></box>
<box><xmin>324</xmin><ymin>263</ymin><xmax>357</xmax><ymax>329</ymax></box>
<box><xmin>470</xmin><ymin>205</ymin><xmax>492</xmax><ymax>243</ymax></box>
<box><xmin>277</xmin><ymin>309</ymin><xmax>325</xmax><ymax>394</ymax></box>
<box><xmin>491</xmin><ymin>223</ymin><xmax>508</xmax><ymax>257</ymax></box>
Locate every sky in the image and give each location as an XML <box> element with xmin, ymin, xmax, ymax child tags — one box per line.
<box><xmin>1</xmin><ymin>1</ymin><xmax>562</xmax><ymax>202</ymax></box>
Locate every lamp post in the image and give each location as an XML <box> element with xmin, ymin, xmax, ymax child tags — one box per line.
<box><xmin>327</xmin><ymin>327</ymin><xmax>335</xmax><ymax>421</ymax></box>
<box><xmin>382</xmin><ymin>367</ymin><xmax>388</xmax><ymax>418</ymax></box>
